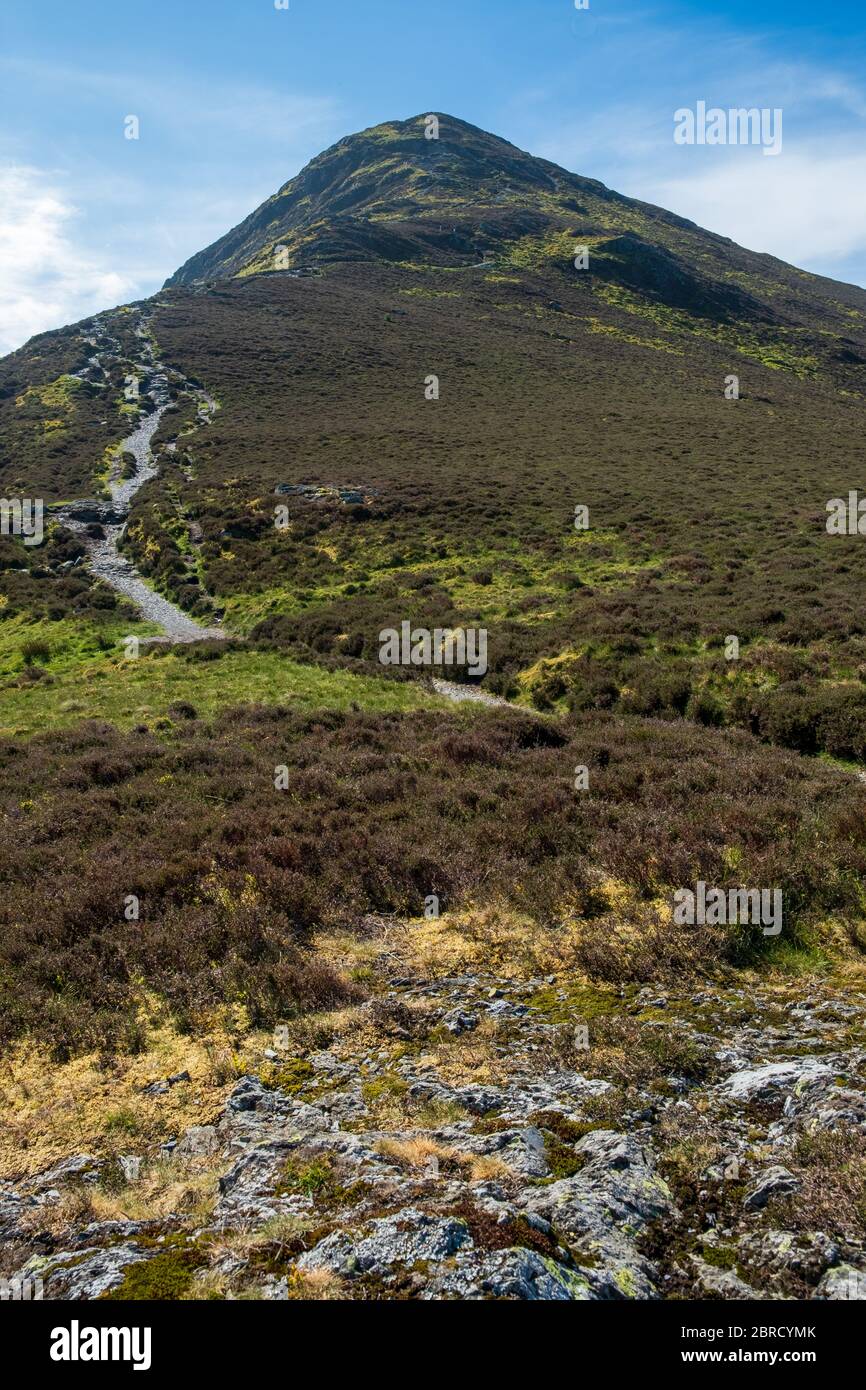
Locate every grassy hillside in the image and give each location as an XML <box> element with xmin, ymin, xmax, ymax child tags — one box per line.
<box><xmin>2</xmin><ymin>114</ymin><xmax>866</xmax><ymax>1308</ymax></box>
<box><xmin>1</xmin><ymin>111</ymin><xmax>866</xmax><ymax>1057</ymax></box>
<box><xmin>143</xmin><ymin>245</ymin><xmax>866</xmax><ymax>759</ymax></box>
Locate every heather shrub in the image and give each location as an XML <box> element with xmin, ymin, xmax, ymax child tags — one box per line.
<box><xmin>0</xmin><ymin>705</ymin><xmax>864</xmax><ymax>1054</ymax></box>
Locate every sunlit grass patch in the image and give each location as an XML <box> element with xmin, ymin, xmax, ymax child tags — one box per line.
<box><xmin>0</xmin><ymin>637</ymin><xmax>438</xmax><ymax>736</ymax></box>
<box><xmin>0</xmin><ymin>611</ymin><xmax>158</xmax><ymax>681</ymax></box>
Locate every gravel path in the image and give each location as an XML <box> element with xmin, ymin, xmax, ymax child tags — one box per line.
<box><xmin>431</xmin><ymin>677</ymin><xmax>512</xmax><ymax>707</ymax></box>
<box><xmin>55</xmin><ymin>312</ymin><xmax>226</xmax><ymax>644</ymax></box>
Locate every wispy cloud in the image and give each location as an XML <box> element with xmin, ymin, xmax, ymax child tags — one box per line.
<box><xmin>0</xmin><ymin>59</ymin><xmax>345</xmax><ymax>354</ymax></box>
<box><xmin>0</xmin><ymin>56</ymin><xmax>343</xmax><ymax>156</ymax></box>
<box><xmin>0</xmin><ymin>166</ymin><xmax>136</xmax><ymax>354</ymax></box>
<box><xmin>513</xmin><ymin>21</ymin><xmax>866</xmax><ymax>287</ymax></box>
<box><xmin>635</xmin><ymin>142</ymin><xmax>866</xmax><ymax>274</ymax></box>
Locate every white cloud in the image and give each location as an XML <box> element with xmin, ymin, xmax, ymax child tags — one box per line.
<box><xmin>634</xmin><ymin>144</ymin><xmax>866</xmax><ymax>272</ymax></box>
<box><xmin>0</xmin><ymin>131</ymin><xmax>343</xmax><ymax>355</ymax></box>
<box><xmin>0</xmin><ymin>165</ymin><xmax>138</xmax><ymax>355</ymax></box>
<box><xmin>510</xmin><ymin>25</ymin><xmax>866</xmax><ymax>287</ymax></box>
<box><xmin>0</xmin><ymin>63</ymin><xmax>346</xmax><ymax>355</ymax></box>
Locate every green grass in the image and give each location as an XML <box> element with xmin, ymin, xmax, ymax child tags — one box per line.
<box><xmin>221</xmin><ymin>586</ymin><xmax>320</xmax><ymax>633</ymax></box>
<box><xmin>220</xmin><ymin>528</ymin><xmax>662</xmax><ymax>641</ymax></box>
<box><xmin>594</xmin><ymin>283</ymin><xmax>822</xmax><ymax>377</ymax></box>
<box><xmin>0</xmin><ymin>621</ymin><xmax>438</xmax><ymax>736</ymax></box>
<box><xmin>0</xmin><ymin>612</ymin><xmax>161</xmax><ymax>679</ymax></box>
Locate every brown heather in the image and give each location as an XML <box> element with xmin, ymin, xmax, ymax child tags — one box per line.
<box><xmin>1</xmin><ymin>703</ymin><xmax>864</xmax><ymax>1057</ymax></box>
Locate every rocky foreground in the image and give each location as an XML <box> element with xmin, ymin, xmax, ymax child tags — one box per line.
<box><xmin>3</xmin><ymin>965</ymin><xmax>865</xmax><ymax>1301</ymax></box>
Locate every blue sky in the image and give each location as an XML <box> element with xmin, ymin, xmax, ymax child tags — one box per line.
<box><xmin>1</xmin><ymin>0</ymin><xmax>865</xmax><ymax>352</ymax></box>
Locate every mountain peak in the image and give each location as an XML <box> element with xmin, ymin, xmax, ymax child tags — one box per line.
<box><xmin>161</xmin><ymin>113</ymin><xmax>866</xmax><ymax>397</ymax></box>
<box><xmin>165</xmin><ymin>112</ymin><xmax>613</xmax><ymax>286</ymax></box>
